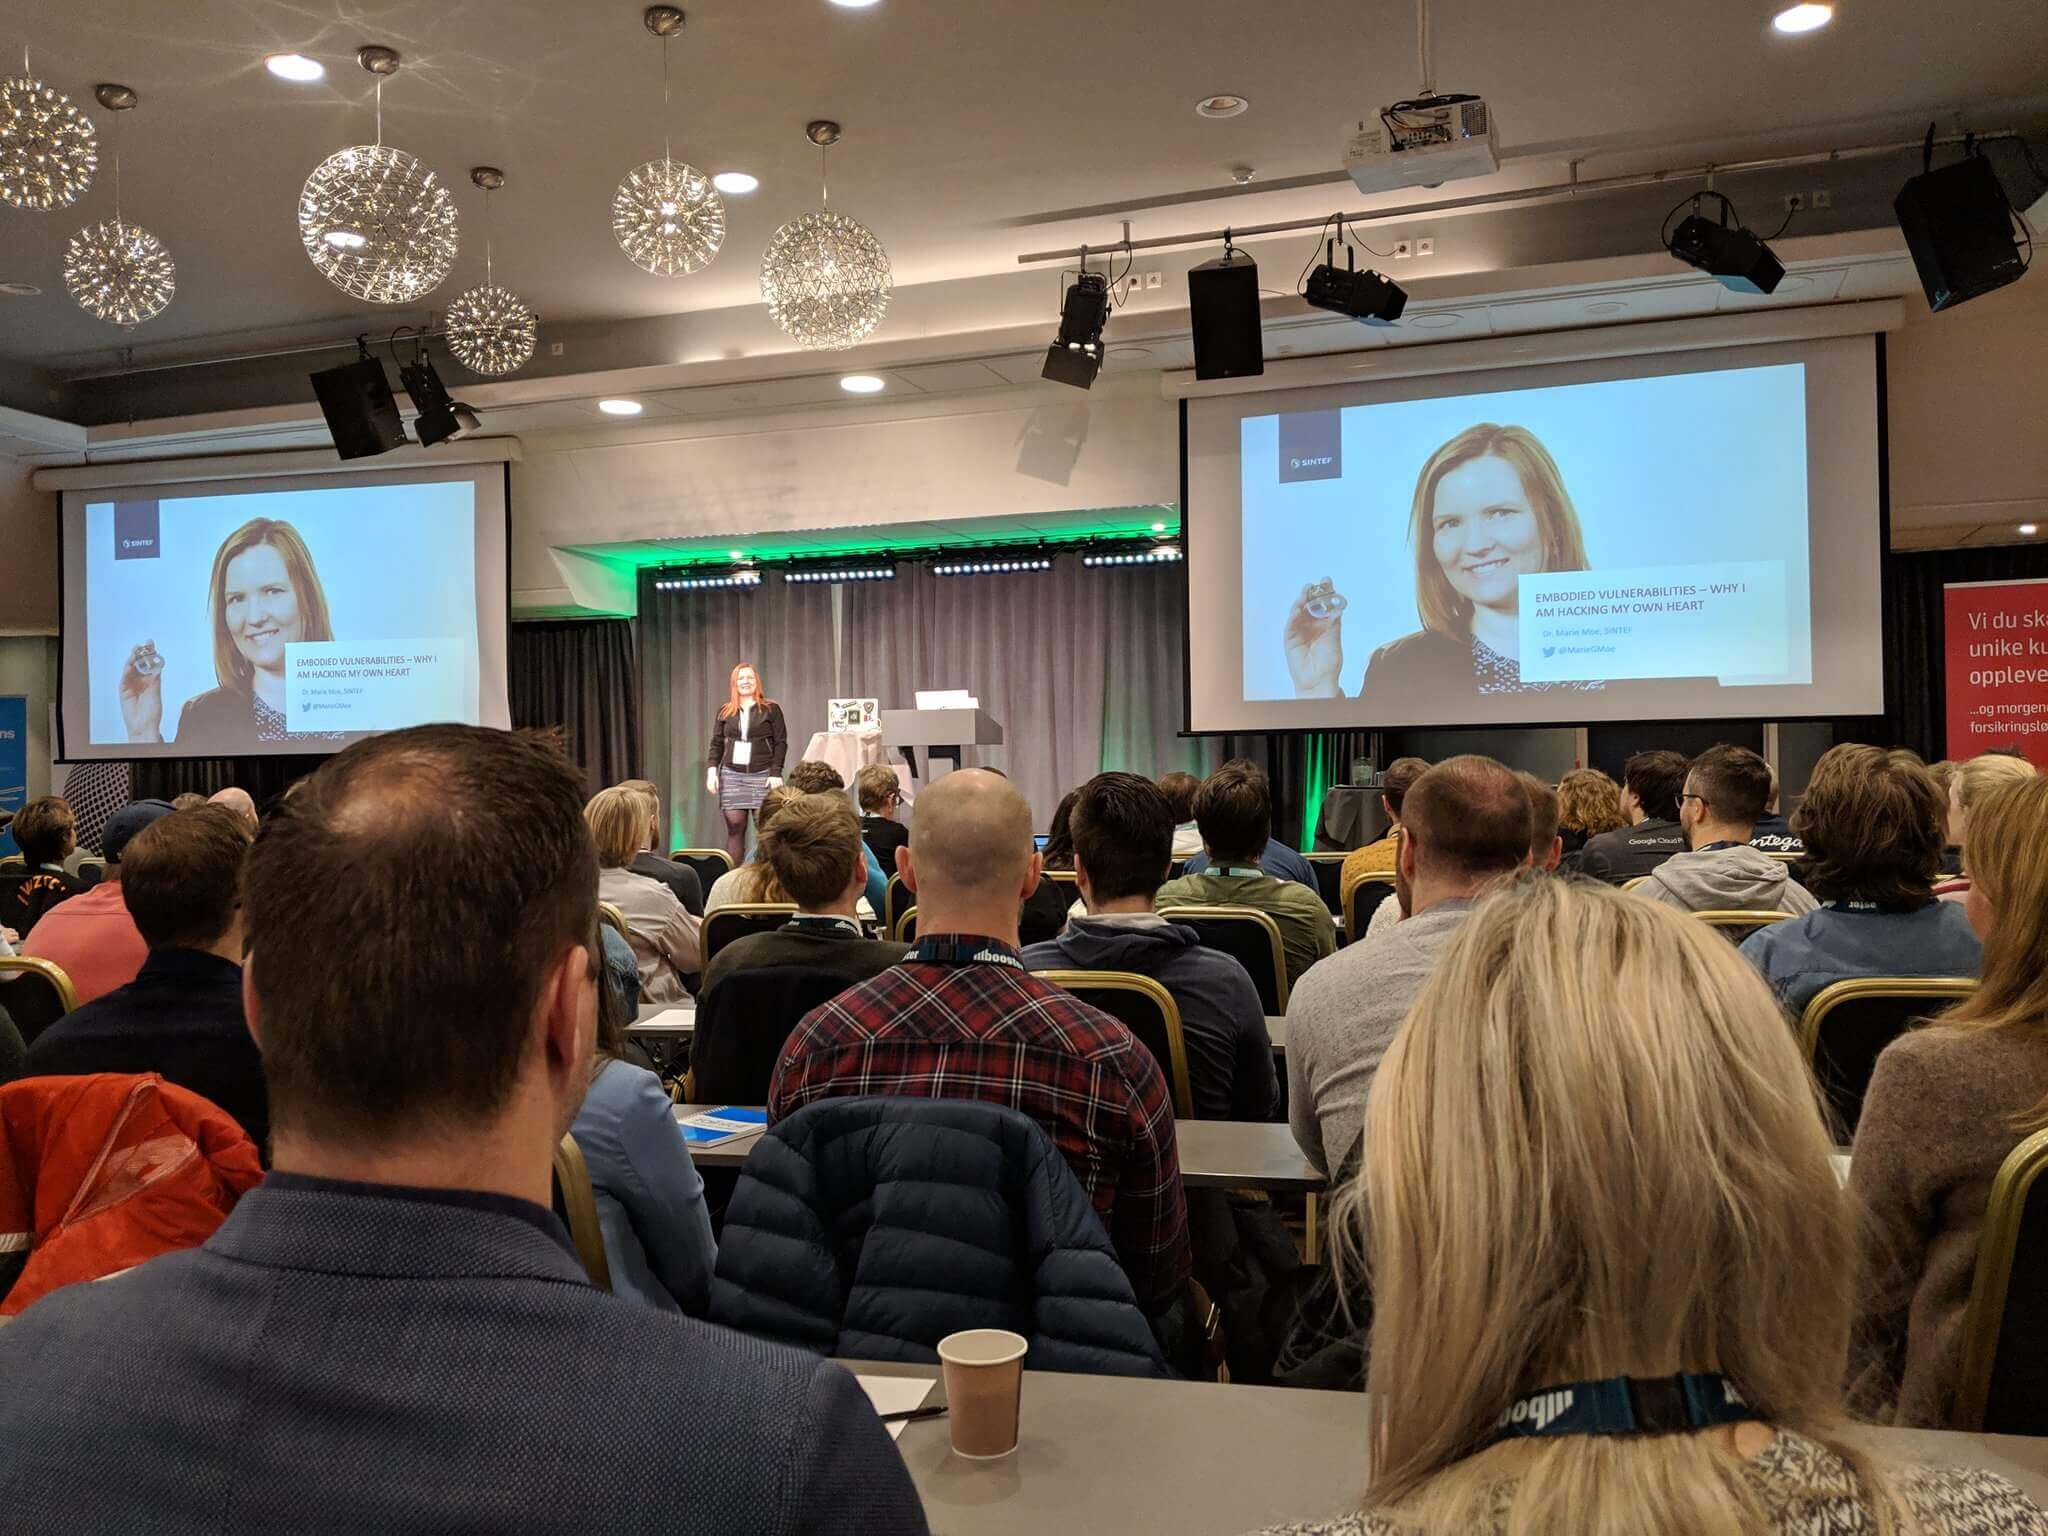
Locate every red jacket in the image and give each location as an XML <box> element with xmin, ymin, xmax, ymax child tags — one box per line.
<box><xmin>0</xmin><ymin>1072</ymin><xmax>263</xmax><ymax>1316</ymax></box>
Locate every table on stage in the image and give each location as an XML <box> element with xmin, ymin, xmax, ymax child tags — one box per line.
<box><xmin>881</xmin><ymin>707</ymin><xmax>1004</xmax><ymax>780</ymax></box>
<box><xmin>1313</xmin><ymin>785</ymin><xmax>1390</xmax><ymax>852</ymax></box>
<box><xmin>671</xmin><ymin>1103</ymin><xmax>1323</xmax><ymax>1192</ymax></box>
<box><xmin>847</xmin><ymin>1360</ymin><xmax>2048</xmax><ymax>1535</ymax></box>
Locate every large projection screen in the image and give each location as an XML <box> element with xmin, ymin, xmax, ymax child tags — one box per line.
<box><xmin>1184</xmin><ymin>334</ymin><xmax>1885</xmax><ymax>732</ymax></box>
<box><xmin>60</xmin><ymin>462</ymin><xmax>512</xmax><ymax>759</ymax></box>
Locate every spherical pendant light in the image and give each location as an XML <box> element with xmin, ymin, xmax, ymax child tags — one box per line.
<box><xmin>65</xmin><ymin>218</ymin><xmax>175</xmax><ymax>326</ymax></box>
<box><xmin>444</xmin><ymin>167</ymin><xmax>538</xmax><ymax>376</ymax></box>
<box><xmin>611</xmin><ymin>7</ymin><xmax>725</xmax><ymax>276</ymax></box>
<box><xmin>297</xmin><ymin>48</ymin><xmax>458</xmax><ymax>305</ymax></box>
<box><xmin>0</xmin><ymin>59</ymin><xmax>98</xmax><ymax>210</ymax></box>
<box><xmin>759</xmin><ymin>121</ymin><xmax>891</xmax><ymax>351</ymax></box>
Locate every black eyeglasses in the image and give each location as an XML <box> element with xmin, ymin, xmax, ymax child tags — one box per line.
<box><xmin>1678</xmin><ymin>792</ymin><xmax>1706</xmax><ymax>808</ymax></box>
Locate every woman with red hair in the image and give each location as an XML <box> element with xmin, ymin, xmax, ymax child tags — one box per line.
<box><xmin>704</xmin><ymin>662</ymin><xmax>787</xmax><ymax>865</ymax></box>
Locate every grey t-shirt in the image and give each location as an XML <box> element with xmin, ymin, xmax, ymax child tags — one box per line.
<box><xmin>1283</xmin><ymin>898</ymin><xmax>1475</xmax><ymax>1177</ymax></box>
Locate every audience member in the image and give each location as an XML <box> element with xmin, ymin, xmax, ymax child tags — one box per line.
<box><xmin>0</xmin><ymin>724</ymin><xmax>926</xmax><ymax>1532</ymax></box>
<box><xmin>170</xmin><ymin>791</ymin><xmax>208</xmax><ymax>812</ymax></box>
<box><xmin>781</xmin><ymin>760</ymin><xmax>888</xmax><ymax>913</ymax></box>
<box><xmin>1178</xmin><ymin>760</ymin><xmax>1319</xmax><ymax>890</ymax></box>
<box><xmin>771</xmin><ymin>769</ymin><xmax>1190</xmax><ymax>1316</ymax></box>
<box><xmin>854</xmin><ymin>763</ymin><xmax>909</xmax><ymax>870</ymax></box>
<box><xmin>206</xmin><ymin>785</ymin><xmax>259</xmax><ymax>835</ymax></box>
<box><xmin>1023</xmin><ymin>772</ymin><xmax>1277</xmax><ymax>1122</ymax></box>
<box><xmin>1515</xmin><ymin>770</ymin><xmax>1562</xmax><ymax>871</ymax></box>
<box><xmin>705</xmin><ymin>784</ymin><xmax>800</xmax><ymax>911</ymax></box>
<box><xmin>23</xmin><ymin>806</ymin><xmax>266</xmax><ymax>1151</ymax></box>
<box><xmin>1851</xmin><ymin>773</ymin><xmax>2048</xmax><ymax>1428</ymax></box>
<box><xmin>617</xmin><ymin>778</ymin><xmax>704</xmax><ymax>915</ymax></box>
<box><xmin>1935</xmin><ymin>751</ymin><xmax>2036</xmax><ymax>902</ymax></box>
<box><xmin>1928</xmin><ymin>759</ymin><xmax>1962</xmax><ymax>873</ymax></box>
<box><xmin>586</xmin><ymin>786</ymin><xmax>701</xmax><ymax>1003</ymax></box>
<box><xmin>1283</xmin><ymin>756</ymin><xmax>1530</xmax><ymax>1177</ymax></box>
<box><xmin>1575</xmin><ymin>750</ymin><xmax>1688</xmax><ymax>882</ymax></box>
<box><xmin>1250</xmin><ymin>877</ymin><xmax>2044</xmax><ymax>1536</ymax></box>
<box><xmin>1</xmin><ymin>796</ymin><xmax>87</xmax><ymax>936</ymax></box>
<box><xmin>21</xmin><ymin>799</ymin><xmax>172</xmax><ymax>1003</ymax></box>
<box><xmin>1633</xmin><ymin>744</ymin><xmax>1816</xmax><ymax>916</ymax></box>
<box><xmin>1554</xmin><ymin>766</ymin><xmax>1628</xmax><ymax>864</ymax></box>
<box><xmin>1157</xmin><ymin>761</ymin><xmax>1336</xmax><ymax>988</ymax></box>
<box><xmin>1158</xmin><ymin>770</ymin><xmax>1203</xmax><ymax>861</ymax></box>
<box><xmin>1749</xmin><ymin>764</ymin><xmax>1805</xmax><ymax>857</ymax></box>
<box><xmin>1019</xmin><ymin>788</ymin><xmax>1084</xmax><ymax>945</ymax></box>
<box><xmin>571</xmin><ymin>946</ymin><xmax>718</xmax><ymax>1318</ymax></box>
<box><xmin>1338</xmin><ymin>757</ymin><xmax>1429</xmax><ymax>906</ymax></box>
<box><xmin>1741</xmin><ymin>745</ymin><xmax>1979</xmax><ymax>1016</ymax></box>
<box><xmin>1040</xmin><ymin>789</ymin><xmax>1080</xmax><ymax>870</ymax></box>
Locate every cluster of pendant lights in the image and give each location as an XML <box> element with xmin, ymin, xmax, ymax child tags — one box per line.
<box><xmin>0</xmin><ymin>9</ymin><xmax>893</xmax><ymax>362</ymax></box>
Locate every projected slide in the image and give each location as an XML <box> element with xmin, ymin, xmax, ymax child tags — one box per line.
<box><xmin>1243</xmin><ymin>365</ymin><xmax>1811</xmax><ymax>713</ymax></box>
<box><xmin>70</xmin><ymin>475</ymin><xmax>495</xmax><ymax>756</ymax></box>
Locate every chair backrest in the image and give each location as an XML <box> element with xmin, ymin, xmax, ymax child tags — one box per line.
<box><xmin>1304</xmin><ymin>852</ymin><xmax>1346</xmax><ymax>917</ymax></box>
<box><xmin>883</xmin><ymin>872</ymin><xmax>911</xmax><ymax>936</ymax></box>
<box><xmin>595</xmin><ymin>901</ymin><xmax>631</xmax><ymax>942</ymax></box>
<box><xmin>0</xmin><ymin>856</ymin><xmax>22</xmax><ymax>870</ymax></box>
<box><xmin>1760</xmin><ymin>850</ymin><xmax>1802</xmax><ymax>864</ymax></box>
<box><xmin>894</xmin><ymin>905</ymin><xmax>918</xmax><ymax>944</ymax></box>
<box><xmin>1692</xmin><ymin>909</ymin><xmax>1794</xmax><ymax>943</ymax></box>
<box><xmin>1798</xmin><ymin>976</ymin><xmax>1978</xmax><ymax>1140</ymax></box>
<box><xmin>549</xmin><ymin>1132</ymin><xmax>612</xmax><ymax>1290</ymax></box>
<box><xmin>1042</xmin><ymin>869</ymin><xmax>1080</xmax><ymax>888</ymax></box>
<box><xmin>73</xmin><ymin>859</ymin><xmax>105</xmax><ymax>890</ymax></box>
<box><xmin>1954</xmin><ymin>1126</ymin><xmax>2048</xmax><ymax>1434</ymax></box>
<box><xmin>668</xmin><ymin>847</ymin><xmax>734</xmax><ymax>894</ymax></box>
<box><xmin>0</xmin><ymin>956</ymin><xmax>78</xmax><ymax>1045</ymax></box>
<box><xmin>701</xmin><ymin>902</ymin><xmax>798</xmax><ymax>966</ymax></box>
<box><xmin>1343</xmin><ymin>878</ymin><xmax>1396</xmax><ymax>938</ymax></box>
<box><xmin>1158</xmin><ymin>904</ymin><xmax>1289</xmax><ymax>1013</ymax></box>
<box><xmin>691</xmin><ymin>963</ymin><xmax>867</xmax><ymax>1105</ymax></box>
<box><xmin>1037</xmin><ymin>970</ymin><xmax>1193</xmax><ymax>1118</ymax></box>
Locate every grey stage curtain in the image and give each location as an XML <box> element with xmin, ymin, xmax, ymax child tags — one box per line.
<box><xmin>508</xmin><ymin>619</ymin><xmax>641</xmax><ymax>796</ymax></box>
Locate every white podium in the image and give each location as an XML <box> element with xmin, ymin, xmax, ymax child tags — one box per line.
<box><xmin>881</xmin><ymin>707</ymin><xmax>1004</xmax><ymax>780</ymax></box>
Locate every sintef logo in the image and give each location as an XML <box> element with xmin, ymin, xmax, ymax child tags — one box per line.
<box><xmin>1289</xmin><ymin>456</ymin><xmax>1335</xmax><ymax>471</ymax></box>
<box><xmin>113</xmin><ymin>500</ymin><xmax>161</xmax><ymax>562</ymax></box>
<box><xmin>1277</xmin><ymin>410</ymin><xmax>1342</xmax><ymax>484</ymax></box>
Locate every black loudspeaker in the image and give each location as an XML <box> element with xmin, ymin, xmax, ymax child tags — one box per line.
<box><xmin>310</xmin><ymin>355</ymin><xmax>407</xmax><ymax>460</ymax></box>
<box><xmin>1894</xmin><ymin>155</ymin><xmax>2027</xmax><ymax>312</ymax></box>
<box><xmin>1188</xmin><ymin>253</ymin><xmax>1264</xmax><ymax>380</ymax></box>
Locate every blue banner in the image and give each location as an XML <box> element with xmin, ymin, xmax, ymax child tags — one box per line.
<box><xmin>0</xmin><ymin>695</ymin><xmax>25</xmax><ymax>858</ymax></box>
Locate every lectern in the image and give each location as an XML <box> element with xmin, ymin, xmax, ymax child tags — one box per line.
<box><xmin>881</xmin><ymin>708</ymin><xmax>1004</xmax><ymax>780</ymax></box>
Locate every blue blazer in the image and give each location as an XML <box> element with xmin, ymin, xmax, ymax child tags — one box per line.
<box><xmin>572</xmin><ymin>1058</ymin><xmax>719</xmax><ymax>1316</ymax></box>
<box><xmin>0</xmin><ymin>1175</ymin><xmax>928</xmax><ymax>1534</ymax></box>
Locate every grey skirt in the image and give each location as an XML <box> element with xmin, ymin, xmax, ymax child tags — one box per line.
<box><xmin>718</xmin><ymin>768</ymin><xmax>773</xmax><ymax>813</ymax></box>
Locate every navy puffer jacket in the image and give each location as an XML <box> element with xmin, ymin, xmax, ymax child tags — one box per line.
<box><xmin>708</xmin><ymin>1096</ymin><xmax>1169</xmax><ymax>1377</ymax></box>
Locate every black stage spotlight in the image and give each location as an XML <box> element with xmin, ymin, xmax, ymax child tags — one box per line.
<box><xmin>1663</xmin><ymin>191</ymin><xmax>1783</xmax><ymax>295</ymax></box>
<box><xmin>1894</xmin><ymin>137</ymin><xmax>2028</xmax><ymax>312</ymax></box>
<box><xmin>1304</xmin><ymin>241</ymin><xmax>1407</xmax><ymax>325</ymax></box>
<box><xmin>1041</xmin><ymin>269</ymin><xmax>1110</xmax><ymax>389</ymax></box>
<box><xmin>309</xmin><ymin>339</ymin><xmax>407</xmax><ymax>460</ymax></box>
<box><xmin>1188</xmin><ymin>240</ymin><xmax>1264</xmax><ymax>380</ymax></box>
<box><xmin>398</xmin><ymin>343</ymin><xmax>481</xmax><ymax>447</ymax></box>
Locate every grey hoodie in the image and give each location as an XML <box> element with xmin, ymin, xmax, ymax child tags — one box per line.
<box><xmin>1635</xmin><ymin>843</ymin><xmax>1818</xmax><ymax>915</ymax></box>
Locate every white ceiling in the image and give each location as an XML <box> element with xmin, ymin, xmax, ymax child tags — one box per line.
<box><xmin>2</xmin><ymin>0</ymin><xmax>2044</xmax><ymax>379</ymax></box>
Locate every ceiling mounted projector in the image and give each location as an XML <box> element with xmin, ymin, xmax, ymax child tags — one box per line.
<box><xmin>1344</xmin><ymin>94</ymin><xmax>1498</xmax><ymax>194</ymax></box>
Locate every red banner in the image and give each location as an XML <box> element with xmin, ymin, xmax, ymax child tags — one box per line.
<box><xmin>1945</xmin><ymin>577</ymin><xmax>2048</xmax><ymax>767</ymax></box>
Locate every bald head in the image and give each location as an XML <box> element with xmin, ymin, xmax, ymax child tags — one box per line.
<box><xmin>908</xmin><ymin>769</ymin><xmax>1035</xmax><ymax>900</ymax></box>
<box><xmin>208</xmin><ymin>785</ymin><xmax>258</xmax><ymax>834</ymax></box>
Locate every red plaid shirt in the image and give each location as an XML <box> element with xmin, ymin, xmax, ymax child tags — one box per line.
<box><xmin>769</xmin><ymin>935</ymin><xmax>1191</xmax><ymax>1310</ymax></box>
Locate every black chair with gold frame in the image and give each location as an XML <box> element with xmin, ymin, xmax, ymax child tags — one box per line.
<box><xmin>1303</xmin><ymin>853</ymin><xmax>1346</xmax><ymax>920</ymax></box>
<box><xmin>668</xmin><ymin>847</ymin><xmax>734</xmax><ymax>899</ymax></box>
<box><xmin>1158</xmin><ymin>904</ymin><xmax>1290</xmax><ymax>1015</ymax></box>
<box><xmin>0</xmin><ymin>955</ymin><xmax>79</xmax><ymax>1046</ymax></box>
<box><xmin>1798</xmin><ymin>976</ymin><xmax>1977</xmax><ymax>1142</ymax></box>
<box><xmin>1692</xmin><ymin>909</ymin><xmax>1795</xmax><ymax>944</ymax></box>
<box><xmin>1953</xmin><ymin>1126</ymin><xmax>2048</xmax><ymax>1434</ymax></box>
<box><xmin>701</xmin><ymin>902</ymin><xmax>798</xmax><ymax>967</ymax></box>
<box><xmin>1036</xmin><ymin>970</ymin><xmax>1193</xmax><ymax>1119</ymax></box>
<box><xmin>550</xmin><ymin>1132</ymin><xmax>612</xmax><ymax>1290</ymax></box>
<box><xmin>1343</xmin><ymin>878</ymin><xmax>1396</xmax><ymax>940</ymax></box>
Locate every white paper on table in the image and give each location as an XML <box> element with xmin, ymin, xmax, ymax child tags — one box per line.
<box><xmin>855</xmin><ymin>1374</ymin><xmax>936</xmax><ymax>1440</ymax></box>
<box><xmin>630</xmin><ymin>1007</ymin><xmax>696</xmax><ymax>1031</ymax></box>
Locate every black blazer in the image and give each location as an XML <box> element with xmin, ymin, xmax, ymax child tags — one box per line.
<box><xmin>706</xmin><ymin>701</ymin><xmax>788</xmax><ymax>777</ymax></box>
<box><xmin>860</xmin><ymin>814</ymin><xmax>909</xmax><ymax>871</ymax></box>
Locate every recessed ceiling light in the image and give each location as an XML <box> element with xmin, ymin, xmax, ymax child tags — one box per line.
<box><xmin>727</xmin><ymin>549</ymin><xmax>745</xmax><ymax>559</ymax></box>
<box><xmin>839</xmin><ymin>374</ymin><xmax>886</xmax><ymax>394</ymax></box>
<box><xmin>265</xmin><ymin>53</ymin><xmax>325</xmax><ymax>82</ymax></box>
<box><xmin>712</xmin><ymin>171</ymin><xmax>759</xmax><ymax>195</ymax></box>
<box><xmin>827</xmin><ymin>0</ymin><xmax>883</xmax><ymax>7</ymax></box>
<box><xmin>1195</xmin><ymin>94</ymin><xmax>1249</xmax><ymax>119</ymax></box>
<box><xmin>597</xmin><ymin>399</ymin><xmax>644</xmax><ymax>416</ymax></box>
<box><xmin>2021</xmin><ymin>524</ymin><xmax>2040</xmax><ymax>537</ymax></box>
<box><xmin>1151</xmin><ymin>521</ymin><xmax>1167</xmax><ymax>533</ymax></box>
<box><xmin>0</xmin><ymin>281</ymin><xmax>40</xmax><ymax>297</ymax></box>
<box><xmin>1771</xmin><ymin>3</ymin><xmax>1833</xmax><ymax>33</ymax></box>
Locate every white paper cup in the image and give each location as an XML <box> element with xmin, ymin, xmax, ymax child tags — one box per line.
<box><xmin>937</xmin><ymin>1328</ymin><xmax>1028</xmax><ymax>1459</ymax></box>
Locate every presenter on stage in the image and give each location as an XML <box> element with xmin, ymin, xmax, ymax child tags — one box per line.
<box><xmin>704</xmin><ymin>661</ymin><xmax>787</xmax><ymax>865</ymax></box>
<box><xmin>1282</xmin><ymin>423</ymin><xmax>1603</xmax><ymax>710</ymax></box>
<box><xmin>117</xmin><ymin>516</ymin><xmax>343</xmax><ymax>752</ymax></box>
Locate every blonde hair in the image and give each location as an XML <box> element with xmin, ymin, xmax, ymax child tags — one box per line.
<box><xmin>1947</xmin><ymin>775</ymin><xmax>2048</xmax><ymax>1129</ymax></box>
<box><xmin>1410</xmin><ymin>424</ymin><xmax>1589</xmax><ymax>638</ymax></box>
<box><xmin>1951</xmin><ymin>751</ymin><xmax>2035</xmax><ymax>825</ymax></box>
<box><xmin>1339</xmin><ymin>876</ymin><xmax>1911</xmax><ymax>1533</ymax></box>
<box><xmin>583</xmin><ymin>787</ymin><xmax>647</xmax><ymax>868</ymax></box>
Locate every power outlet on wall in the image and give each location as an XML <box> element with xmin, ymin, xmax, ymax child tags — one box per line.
<box><xmin>1393</xmin><ymin>239</ymin><xmax>1413</xmax><ymax>259</ymax></box>
<box><xmin>1416</xmin><ymin>237</ymin><xmax>1435</xmax><ymax>257</ymax></box>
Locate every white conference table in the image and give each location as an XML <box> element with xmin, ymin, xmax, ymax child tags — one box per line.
<box><xmin>852</xmin><ymin>1360</ymin><xmax>2048</xmax><ymax>1535</ymax></box>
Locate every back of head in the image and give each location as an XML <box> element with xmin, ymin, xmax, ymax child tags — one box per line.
<box><xmin>583</xmin><ymin>786</ymin><xmax>646</xmax><ymax>868</ymax></box>
<box><xmin>121</xmin><ymin>805</ymin><xmax>252</xmax><ymax>952</ymax></box>
<box><xmin>1556</xmin><ymin>768</ymin><xmax>1626</xmax><ymax>836</ymax></box>
<box><xmin>207</xmin><ymin>785</ymin><xmax>259</xmax><ymax>835</ymax></box>
<box><xmin>1948</xmin><ymin>775</ymin><xmax>2048</xmax><ymax>1114</ymax></box>
<box><xmin>10</xmin><ymin>796</ymin><xmax>74</xmax><ymax>867</ymax></box>
<box><xmin>1193</xmin><ymin>759</ymin><xmax>1272</xmax><ymax>864</ymax></box>
<box><xmin>1040</xmin><ymin>789</ymin><xmax>1081</xmax><ymax>870</ymax></box>
<box><xmin>170</xmin><ymin>792</ymin><xmax>208</xmax><ymax>812</ymax></box>
<box><xmin>760</xmin><ymin>793</ymin><xmax>863</xmax><ymax>910</ymax></box>
<box><xmin>1514</xmin><ymin>772</ymin><xmax>1559</xmax><ymax>862</ymax></box>
<box><xmin>1622</xmin><ymin>750</ymin><xmax>1689</xmax><ymax>822</ymax></box>
<box><xmin>1954</xmin><ymin>750</ymin><xmax>2036</xmax><ymax>817</ymax></box>
<box><xmin>1400</xmin><ymin>756</ymin><xmax>1531</xmax><ymax>882</ymax></box>
<box><xmin>243</xmin><ymin>724</ymin><xmax>598</xmax><ymax>1148</ymax></box>
<box><xmin>908</xmin><ymin>768</ymin><xmax>1033</xmax><ymax>903</ymax></box>
<box><xmin>786</xmin><ymin>760</ymin><xmax>845</xmax><ymax>795</ymax></box>
<box><xmin>1156</xmin><ymin>770</ymin><xmax>1200</xmax><ymax>824</ymax></box>
<box><xmin>1927</xmin><ymin>759</ymin><xmax>1958</xmax><ymax>801</ymax></box>
<box><xmin>1354</xmin><ymin>877</ymin><xmax>1855</xmax><ymax>1526</ymax></box>
<box><xmin>1793</xmin><ymin>744</ymin><xmax>1943</xmax><ymax>905</ymax></box>
<box><xmin>854</xmin><ymin>763</ymin><xmax>898</xmax><ymax>814</ymax></box>
<box><xmin>1071</xmin><ymin>772</ymin><xmax>1172</xmax><ymax>902</ymax></box>
<box><xmin>1685</xmin><ymin>744</ymin><xmax>1772</xmax><ymax>832</ymax></box>
<box><xmin>1381</xmin><ymin>756</ymin><xmax>1431</xmax><ymax>819</ymax></box>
